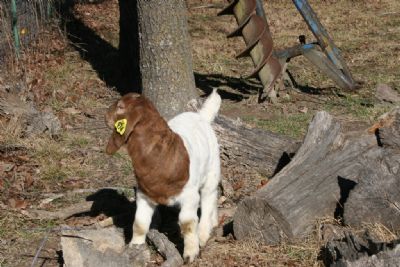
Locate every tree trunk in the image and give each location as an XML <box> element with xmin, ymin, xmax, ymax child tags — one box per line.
<box><xmin>137</xmin><ymin>0</ymin><xmax>198</xmax><ymax>120</ymax></box>
<box><xmin>233</xmin><ymin>109</ymin><xmax>400</xmax><ymax>245</ymax></box>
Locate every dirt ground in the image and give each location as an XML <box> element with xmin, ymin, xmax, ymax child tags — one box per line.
<box><xmin>0</xmin><ymin>0</ymin><xmax>399</xmax><ymax>266</ymax></box>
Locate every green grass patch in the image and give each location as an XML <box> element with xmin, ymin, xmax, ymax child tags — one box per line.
<box><xmin>32</xmin><ymin>138</ymin><xmax>67</xmax><ymax>161</ymax></box>
<box><xmin>67</xmin><ymin>135</ymin><xmax>90</xmax><ymax>148</ymax></box>
<box><xmin>244</xmin><ymin>113</ymin><xmax>314</xmax><ymax>139</ymax></box>
<box><xmin>325</xmin><ymin>93</ymin><xmax>392</xmax><ymax>122</ymax></box>
<box><xmin>41</xmin><ymin>165</ymin><xmax>68</xmax><ymax>181</ymax></box>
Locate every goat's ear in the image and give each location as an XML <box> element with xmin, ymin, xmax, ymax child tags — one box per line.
<box><xmin>105</xmin><ymin>105</ymin><xmax>142</xmax><ymax>155</ymax></box>
<box><xmin>105</xmin><ymin>131</ymin><xmax>125</xmax><ymax>155</ymax></box>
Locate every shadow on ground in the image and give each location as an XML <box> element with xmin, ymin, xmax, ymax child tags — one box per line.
<box><xmin>57</xmin><ymin>0</ymin><xmax>140</xmax><ymax>95</ymax></box>
<box><xmin>85</xmin><ymin>188</ymin><xmax>184</xmax><ymax>252</ymax></box>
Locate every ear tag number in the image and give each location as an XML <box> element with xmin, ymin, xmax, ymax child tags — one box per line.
<box><xmin>115</xmin><ymin>119</ymin><xmax>127</xmax><ymax>135</ymax></box>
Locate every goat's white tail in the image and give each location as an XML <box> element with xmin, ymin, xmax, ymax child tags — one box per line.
<box><xmin>199</xmin><ymin>89</ymin><xmax>221</xmax><ymax>123</ymax></box>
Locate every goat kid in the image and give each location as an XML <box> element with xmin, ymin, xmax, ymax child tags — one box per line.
<box><xmin>105</xmin><ymin>90</ymin><xmax>221</xmax><ymax>262</ymax></box>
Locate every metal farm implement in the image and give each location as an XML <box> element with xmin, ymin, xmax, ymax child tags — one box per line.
<box><xmin>218</xmin><ymin>0</ymin><xmax>359</xmax><ymax>101</ymax></box>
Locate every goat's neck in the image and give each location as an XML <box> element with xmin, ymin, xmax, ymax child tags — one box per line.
<box><xmin>126</xmin><ymin>115</ymin><xmax>177</xmax><ymax>171</ymax></box>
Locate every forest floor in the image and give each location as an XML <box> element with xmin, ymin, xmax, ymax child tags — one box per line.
<box><xmin>0</xmin><ymin>0</ymin><xmax>399</xmax><ymax>266</ymax></box>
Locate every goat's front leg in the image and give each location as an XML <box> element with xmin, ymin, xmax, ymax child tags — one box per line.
<box><xmin>129</xmin><ymin>191</ymin><xmax>155</xmax><ymax>247</ymax></box>
<box><xmin>179</xmin><ymin>191</ymin><xmax>200</xmax><ymax>263</ymax></box>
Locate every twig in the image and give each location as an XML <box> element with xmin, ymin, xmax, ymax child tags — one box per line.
<box><xmin>189</xmin><ymin>4</ymin><xmax>224</xmax><ymax>10</ymax></box>
<box><xmin>24</xmin><ymin>201</ymin><xmax>93</xmax><ymax>220</ymax></box>
<box><xmin>38</xmin><ymin>187</ymin><xmax>135</xmax><ymax>205</ymax></box>
<box><xmin>42</xmin><ymin>187</ymin><xmax>135</xmax><ymax>198</ymax></box>
<box><xmin>147</xmin><ymin>229</ymin><xmax>183</xmax><ymax>267</ymax></box>
<box><xmin>30</xmin><ymin>229</ymin><xmax>50</xmax><ymax>267</ymax></box>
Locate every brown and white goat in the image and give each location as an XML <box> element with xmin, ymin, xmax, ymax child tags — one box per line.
<box><xmin>105</xmin><ymin>90</ymin><xmax>221</xmax><ymax>262</ymax></box>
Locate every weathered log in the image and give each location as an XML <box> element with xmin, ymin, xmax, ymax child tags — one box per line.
<box><xmin>322</xmin><ymin>230</ymin><xmax>400</xmax><ymax>267</ymax></box>
<box><xmin>26</xmin><ymin>201</ymin><xmax>93</xmax><ymax>220</ymax></box>
<box><xmin>344</xmin><ymin>108</ymin><xmax>400</xmax><ymax>228</ymax></box>
<box><xmin>215</xmin><ymin>115</ymin><xmax>300</xmax><ymax>176</ymax></box>
<box><xmin>147</xmin><ymin>229</ymin><xmax>183</xmax><ymax>267</ymax></box>
<box><xmin>233</xmin><ymin>109</ymin><xmax>400</xmax><ymax>244</ymax></box>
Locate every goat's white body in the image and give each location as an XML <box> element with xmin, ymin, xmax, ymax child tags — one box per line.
<box><xmin>130</xmin><ymin>90</ymin><xmax>221</xmax><ymax>262</ymax></box>
<box><xmin>168</xmin><ymin>111</ymin><xmax>220</xmax><ymax>205</ymax></box>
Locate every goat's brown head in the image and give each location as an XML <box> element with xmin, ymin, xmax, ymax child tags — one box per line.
<box><xmin>105</xmin><ymin>93</ymin><xmax>154</xmax><ymax>155</ymax></box>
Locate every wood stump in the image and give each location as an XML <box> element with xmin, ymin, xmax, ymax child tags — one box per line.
<box><xmin>233</xmin><ymin>108</ymin><xmax>400</xmax><ymax>244</ymax></box>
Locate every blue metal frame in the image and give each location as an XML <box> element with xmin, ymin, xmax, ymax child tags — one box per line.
<box><xmin>291</xmin><ymin>0</ymin><xmax>357</xmax><ymax>89</ymax></box>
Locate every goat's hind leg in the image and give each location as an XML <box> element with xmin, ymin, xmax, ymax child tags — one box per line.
<box><xmin>129</xmin><ymin>191</ymin><xmax>155</xmax><ymax>247</ymax></box>
<box><xmin>179</xmin><ymin>191</ymin><xmax>200</xmax><ymax>263</ymax></box>
<box><xmin>198</xmin><ymin>172</ymin><xmax>219</xmax><ymax>247</ymax></box>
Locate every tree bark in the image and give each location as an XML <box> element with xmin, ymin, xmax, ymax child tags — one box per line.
<box><xmin>233</xmin><ymin>109</ymin><xmax>400</xmax><ymax>245</ymax></box>
<box><xmin>137</xmin><ymin>0</ymin><xmax>198</xmax><ymax>120</ymax></box>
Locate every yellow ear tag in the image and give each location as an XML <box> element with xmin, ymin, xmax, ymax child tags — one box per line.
<box><xmin>115</xmin><ymin>119</ymin><xmax>127</xmax><ymax>135</ymax></box>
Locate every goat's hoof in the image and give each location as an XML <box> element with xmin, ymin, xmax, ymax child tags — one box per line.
<box><xmin>128</xmin><ymin>238</ymin><xmax>146</xmax><ymax>249</ymax></box>
<box><xmin>183</xmin><ymin>246</ymin><xmax>199</xmax><ymax>263</ymax></box>
<box><xmin>183</xmin><ymin>254</ymin><xmax>197</xmax><ymax>264</ymax></box>
<box><xmin>199</xmin><ymin>232</ymin><xmax>210</xmax><ymax>247</ymax></box>
<box><xmin>129</xmin><ymin>236</ymin><xmax>146</xmax><ymax>246</ymax></box>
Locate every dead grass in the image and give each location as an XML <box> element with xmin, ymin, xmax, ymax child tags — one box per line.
<box><xmin>194</xmin><ymin>231</ymin><xmax>323</xmax><ymax>267</ymax></box>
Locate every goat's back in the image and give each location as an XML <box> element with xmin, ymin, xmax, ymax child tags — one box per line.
<box><xmin>168</xmin><ymin>112</ymin><xmax>219</xmax><ymax>187</ymax></box>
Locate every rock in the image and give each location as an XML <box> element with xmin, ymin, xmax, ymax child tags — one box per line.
<box><xmin>0</xmin><ymin>91</ymin><xmax>61</xmax><ymax>137</ymax></box>
<box><xmin>375</xmin><ymin>84</ymin><xmax>400</xmax><ymax>103</ymax></box>
<box><xmin>61</xmin><ymin>226</ymin><xmax>150</xmax><ymax>267</ymax></box>
<box><xmin>26</xmin><ymin>111</ymin><xmax>61</xmax><ymax>137</ymax></box>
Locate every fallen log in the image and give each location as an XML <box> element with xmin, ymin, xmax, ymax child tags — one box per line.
<box><xmin>344</xmin><ymin>108</ymin><xmax>400</xmax><ymax>228</ymax></box>
<box><xmin>26</xmin><ymin>201</ymin><xmax>93</xmax><ymax>220</ymax></box>
<box><xmin>215</xmin><ymin>115</ymin><xmax>300</xmax><ymax>175</ymax></box>
<box><xmin>322</xmin><ymin>230</ymin><xmax>400</xmax><ymax>267</ymax></box>
<box><xmin>233</xmin><ymin>108</ymin><xmax>400</xmax><ymax>244</ymax></box>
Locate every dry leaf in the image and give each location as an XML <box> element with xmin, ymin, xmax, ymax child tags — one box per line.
<box><xmin>256</xmin><ymin>179</ymin><xmax>269</xmax><ymax>189</ymax></box>
<box><xmin>218</xmin><ymin>214</ymin><xmax>228</xmax><ymax>226</ymax></box>
<box><xmin>232</xmin><ymin>180</ymin><xmax>244</xmax><ymax>191</ymax></box>
<box><xmin>24</xmin><ymin>173</ymin><xmax>34</xmax><ymax>187</ymax></box>
<box><xmin>17</xmin><ymin>155</ymin><xmax>30</xmax><ymax>162</ymax></box>
<box><xmin>8</xmin><ymin>198</ymin><xmax>28</xmax><ymax>209</ymax></box>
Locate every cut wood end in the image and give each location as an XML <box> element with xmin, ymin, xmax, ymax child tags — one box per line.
<box><xmin>368</xmin><ymin>108</ymin><xmax>399</xmax><ymax>133</ymax></box>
